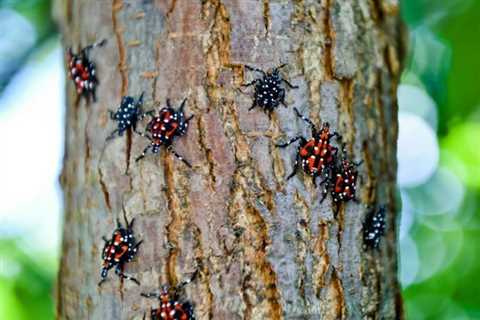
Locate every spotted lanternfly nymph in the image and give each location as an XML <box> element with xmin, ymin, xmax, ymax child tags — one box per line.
<box><xmin>321</xmin><ymin>145</ymin><xmax>361</xmax><ymax>204</ymax></box>
<box><xmin>98</xmin><ymin>216</ymin><xmax>142</xmax><ymax>286</ymax></box>
<box><xmin>363</xmin><ymin>206</ymin><xmax>386</xmax><ymax>249</ymax></box>
<box><xmin>66</xmin><ymin>39</ymin><xmax>106</xmax><ymax>102</ymax></box>
<box><xmin>136</xmin><ymin>98</ymin><xmax>193</xmax><ymax>167</ymax></box>
<box><xmin>107</xmin><ymin>93</ymin><xmax>153</xmax><ymax>140</ymax></box>
<box><xmin>276</xmin><ymin>107</ymin><xmax>339</xmax><ymax>186</ymax></box>
<box><xmin>141</xmin><ymin>271</ymin><xmax>197</xmax><ymax>320</ymax></box>
<box><xmin>242</xmin><ymin>64</ymin><xmax>298</xmax><ymax>112</ymax></box>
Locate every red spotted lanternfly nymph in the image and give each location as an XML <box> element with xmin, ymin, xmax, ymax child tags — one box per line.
<box><xmin>276</xmin><ymin>107</ymin><xmax>339</xmax><ymax>186</ymax></box>
<box><xmin>98</xmin><ymin>215</ymin><xmax>142</xmax><ymax>286</ymax></box>
<box><xmin>66</xmin><ymin>39</ymin><xmax>106</xmax><ymax>102</ymax></box>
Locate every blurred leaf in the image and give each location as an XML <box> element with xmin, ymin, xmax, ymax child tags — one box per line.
<box><xmin>0</xmin><ymin>284</ymin><xmax>24</xmax><ymax>319</ymax></box>
<box><xmin>401</xmin><ymin>0</ymin><xmax>473</xmax><ymax>27</ymax></box>
<box><xmin>2</xmin><ymin>0</ymin><xmax>55</xmax><ymax>39</ymax></box>
<box><xmin>403</xmin><ymin>27</ymin><xmax>450</xmax><ymax>115</ymax></box>
<box><xmin>402</xmin><ymin>0</ymin><xmax>479</xmax><ymax>134</ymax></box>
<box><xmin>442</xmin><ymin>122</ymin><xmax>480</xmax><ymax>188</ymax></box>
<box><xmin>401</xmin><ymin>3</ymin><xmax>480</xmax><ymax>315</ymax></box>
<box><xmin>0</xmin><ymin>239</ymin><xmax>55</xmax><ymax>320</ymax></box>
<box><xmin>0</xmin><ymin>0</ymin><xmax>57</xmax><ymax>94</ymax></box>
<box><xmin>435</xmin><ymin>1</ymin><xmax>480</xmax><ymax>131</ymax></box>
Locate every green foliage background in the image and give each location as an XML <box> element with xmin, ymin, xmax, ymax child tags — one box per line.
<box><xmin>402</xmin><ymin>1</ymin><xmax>480</xmax><ymax>319</ymax></box>
<box><xmin>0</xmin><ymin>0</ymin><xmax>478</xmax><ymax>319</ymax></box>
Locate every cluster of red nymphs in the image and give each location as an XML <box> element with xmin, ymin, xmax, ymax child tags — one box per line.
<box><xmin>275</xmin><ymin>107</ymin><xmax>361</xmax><ymax>208</ymax></box>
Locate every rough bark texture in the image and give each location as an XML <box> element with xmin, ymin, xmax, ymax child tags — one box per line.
<box><xmin>55</xmin><ymin>0</ymin><xmax>404</xmax><ymax>319</ymax></box>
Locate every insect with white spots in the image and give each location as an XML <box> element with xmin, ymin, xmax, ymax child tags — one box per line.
<box><xmin>363</xmin><ymin>206</ymin><xmax>386</xmax><ymax>249</ymax></box>
<box><xmin>136</xmin><ymin>98</ymin><xmax>193</xmax><ymax>167</ymax></box>
<box><xmin>242</xmin><ymin>64</ymin><xmax>298</xmax><ymax>112</ymax></box>
<box><xmin>276</xmin><ymin>107</ymin><xmax>339</xmax><ymax>186</ymax></box>
<box><xmin>321</xmin><ymin>145</ymin><xmax>361</xmax><ymax>204</ymax></box>
<box><xmin>106</xmin><ymin>93</ymin><xmax>154</xmax><ymax>140</ymax></box>
<box><xmin>141</xmin><ymin>271</ymin><xmax>197</xmax><ymax>320</ymax></box>
<box><xmin>66</xmin><ymin>39</ymin><xmax>106</xmax><ymax>102</ymax></box>
<box><xmin>98</xmin><ymin>216</ymin><xmax>142</xmax><ymax>286</ymax></box>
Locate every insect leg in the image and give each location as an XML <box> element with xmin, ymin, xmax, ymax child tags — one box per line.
<box><xmin>320</xmin><ymin>179</ymin><xmax>332</xmax><ymax>204</ymax></box>
<box><xmin>282</xmin><ymin>78</ymin><xmax>299</xmax><ymax>89</ymax></box>
<box><xmin>108</xmin><ymin>110</ymin><xmax>117</xmax><ymax>119</ymax></box>
<box><xmin>286</xmin><ymin>152</ymin><xmax>301</xmax><ymax>180</ymax></box>
<box><xmin>168</xmin><ymin>146</ymin><xmax>192</xmax><ymax>168</ymax></box>
<box><xmin>176</xmin><ymin>269</ymin><xmax>198</xmax><ymax>292</ymax></box>
<box><xmin>275</xmin><ymin>136</ymin><xmax>302</xmax><ymax>148</ymax></box>
<box><xmin>248</xmin><ymin>100</ymin><xmax>257</xmax><ymax>111</ymax></box>
<box><xmin>106</xmin><ymin>129</ymin><xmax>120</xmax><ymax>141</ymax></box>
<box><xmin>141</xmin><ymin>292</ymin><xmax>161</xmax><ymax>299</ymax></box>
<box><xmin>293</xmin><ymin>107</ymin><xmax>317</xmax><ymax>133</ymax></box>
<box><xmin>115</xmin><ymin>265</ymin><xmax>140</xmax><ymax>285</ymax></box>
<box><xmin>82</xmin><ymin>39</ymin><xmax>107</xmax><ymax>55</ymax></box>
<box><xmin>241</xmin><ymin>79</ymin><xmax>258</xmax><ymax>87</ymax></box>
<box><xmin>244</xmin><ymin>65</ymin><xmax>266</xmax><ymax>76</ymax></box>
<box><xmin>179</xmin><ymin>98</ymin><xmax>188</xmax><ymax>112</ymax></box>
<box><xmin>136</xmin><ymin>145</ymin><xmax>152</xmax><ymax>162</ymax></box>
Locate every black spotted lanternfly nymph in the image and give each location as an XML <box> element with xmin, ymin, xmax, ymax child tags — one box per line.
<box><xmin>363</xmin><ymin>206</ymin><xmax>386</xmax><ymax>249</ymax></box>
<box><xmin>242</xmin><ymin>64</ymin><xmax>298</xmax><ymax>113</ymax></box>
<box><xmin>107</xmin><ymin>93</ymin><xmax>153</xmax><ymax>140</ymax></box>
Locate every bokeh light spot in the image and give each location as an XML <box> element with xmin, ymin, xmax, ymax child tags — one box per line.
<box><xmin>398</xmin><ymin>84</ymin><xmax>438</xmax><ymax>130</ymax></box>
<box><xmin>398</xmin><ymin>112</ymin><xmax>439</xmax><ymax>188</ymax></box>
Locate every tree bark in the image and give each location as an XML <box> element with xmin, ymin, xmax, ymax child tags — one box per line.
<box><xmin>55</xmin><ymin>0</ymin><xmax>404</xmax><ymax>319</ymax></box>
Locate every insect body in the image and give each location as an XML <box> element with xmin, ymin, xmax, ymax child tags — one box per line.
<box><xmin>99</xmin><ymin>216</ymin><xmax>142</xmax><ymax>286</ymax></box>
<box><xmin>276</xmin><ymin>107</ymin><xmax>339</xmax><ymax>186</ymax></box>
<box><xmin>321</xmin><ymin>146</ymin><xmax>361</xmax><ymax>204</ymax></box>
<box><xmin>66</xmin><ymin>39</ymin><xmax>106</xmax><ymax>102</ymax></box>
<box><xmin>142</xmin><ymin>272</ymin><xmax>197</xmax><ymax>320</ymax></box>
<box><xmin>363</xmin><ymin>206</ymin><xmax>386</xmax><ymax>249</ymax></box>
<box><xmin>242</xmin><ymin>64</ymin><xmax>298</xmax><ymax>113</ymax></box>
<box><xmin>107</xmin><ymin>93</ymin><xmax>153</xmax><ymax>140</ymax></box>
<box><xmin>136</xmin><ymin>98</ymin><xmax>193</xmax><ymax>167</ymax></box>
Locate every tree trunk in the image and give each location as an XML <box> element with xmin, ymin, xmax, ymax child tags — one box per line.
<box><xmin>55</xmin><ymin>0</ymin><xmax>404</xmax><ymax>319</ymax></box>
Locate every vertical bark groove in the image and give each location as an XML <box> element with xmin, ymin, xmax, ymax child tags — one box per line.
<box><xmin>323</xmin><ymin>0</ymin><xmax>334</xmax><ymax>80</ymax></box>
<box><xmin>262</xmin><ymin>0</ymin><xmax>271</xmax><ymax>37</ymax></box>
<box><xmin>196</xmin><ymin>114</ymin><xmax>217</xmax><ymax>189</ymax></box>
<box><xmin>112</xmin><ymin>0</ymin><xmax>128</xmax><ymax>96</ymax></box>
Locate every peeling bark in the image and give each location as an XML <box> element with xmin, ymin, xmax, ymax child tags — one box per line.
<box><xmin>55</xmin><ymin>0</ymin><xmax>403</xmax><ymax>319</ymax></box>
